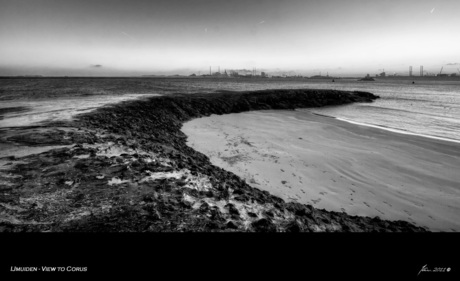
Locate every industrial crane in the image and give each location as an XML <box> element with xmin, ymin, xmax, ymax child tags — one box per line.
<box><xmin>436</xmin><ymin>66</ymin><xmax>446</xmax><ymax>77</ymax></box>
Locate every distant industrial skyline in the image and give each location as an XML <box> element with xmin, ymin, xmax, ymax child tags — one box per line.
<box><xmin>1</xmin><ymin>0</ymin><xmax>459</xmax><ymax>76</ymax></box>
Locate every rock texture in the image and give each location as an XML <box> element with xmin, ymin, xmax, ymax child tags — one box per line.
<box><xmin>0</xmin><ymin>89</ymin><xmax>428</xmax><ymax>232</ymax></box>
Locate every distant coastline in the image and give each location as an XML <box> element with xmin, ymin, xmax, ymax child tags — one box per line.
<box><xmin>1</xmin><ymin>75</ymin><xmax>459</xmax><ymax>81</ymax></box>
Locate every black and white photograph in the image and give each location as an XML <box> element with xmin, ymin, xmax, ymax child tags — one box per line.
<box><xmin>0</xmin><ymin>0</ymin><xmax>459</xmax><ymax>278</ymax></box>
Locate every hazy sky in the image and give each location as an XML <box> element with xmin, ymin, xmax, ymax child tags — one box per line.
<box><xmin>1</xmin><ymin>0</ymin><xmax>459</xmax><ymax>76</ymax></box>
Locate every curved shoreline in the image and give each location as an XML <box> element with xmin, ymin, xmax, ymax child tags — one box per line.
<box><xmin>0</xmin><ymin>89</ymin><xmax>428</xmax><ymax>232</ymax></box>
<box><xmin>306</xmin><ymin>111</ymin><xmax>460</xmax><ymax>145</ymax></box>
<box><xmin>183</xmin><ymin>109</ymin><xmax>460</xmax><ymax>231</ymax></box>
<box><xmin>335</xmin><ymin>117</ymin><xmax>460</xmax><ymax>145</ymax></box>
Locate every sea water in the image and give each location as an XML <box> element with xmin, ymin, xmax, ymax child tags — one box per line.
<box><xmin>1</xmin><ymin>77</ymin><xmax>459</xmax><ymax>143</ymax></box>
<box><xmin>303</xmin><ymin>79</ymin><xmax>460</xmax><ymax>143</ymax></box>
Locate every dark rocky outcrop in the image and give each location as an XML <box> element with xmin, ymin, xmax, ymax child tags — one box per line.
<box><xmin>0</xmin><ymin>88</ymin><xmax>428</xmax><ymax>232</ymax></box>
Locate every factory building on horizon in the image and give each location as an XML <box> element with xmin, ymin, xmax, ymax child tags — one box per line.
<box><xmin>192</xmin><ymin>66</ymin><xmax>270</xmax><ymax>78</ymax></box>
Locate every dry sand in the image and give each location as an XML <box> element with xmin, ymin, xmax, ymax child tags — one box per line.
<box><xmin>182</xmin><ymin>110</ymin><xmax>460</xmax><ymax>232</ymax></box>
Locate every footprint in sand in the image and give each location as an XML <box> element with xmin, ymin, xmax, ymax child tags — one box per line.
<box><xmin>428</xmin><ymin>215</ymin><xmax>436</xmax><ymax>221</ymax></box>
<box><xmin>383</xmin><ymin>201</ymin><xmax>392</xmax><ymax>207</ymax></box>
<box><xmin>341</xmin><ymin>208</ymin><xmax>346</xmax><ymax>213</ymax></box>
<box><xmin>280</xmin><ymin>169</ymin><xmax>285</xmax><ymax>172</ymax></box>
<box><xmin>375</xmin><ymin>208</ymin><xmax>385</xmax><ymax>215</ymax></box>
<box><xmin>301</xmin><ymin>190</ymin><xmax>306</xmax><ymax>194</ymax></box>
<box><xmin>363</xmin><ymin>202</ymin><xmax>370</xmax><ymax>208</ymax></box>
<box><xmin>403</xmin><ymin>210</ymin><xmax>412</xmax><ymax>216</ymax></box>
<box><xmin>281</xmin><ymin>180</ymin><xmax>287</xmax><ymax>184</ymax></box>
<box><xmin>319</xmin><ymin>191</ymin><xmax>327</xmax><ymax>196</ymax></box>
<box><xmin>311</xmin><ymin>198</ymin><xmax>321</xmax><ymax>204</ymax></box>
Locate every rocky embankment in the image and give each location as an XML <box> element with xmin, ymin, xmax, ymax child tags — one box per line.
<box><xmin>0</xmin><ymin>89</ymin><xmax>428</xmax><ymax>232</ymax></box>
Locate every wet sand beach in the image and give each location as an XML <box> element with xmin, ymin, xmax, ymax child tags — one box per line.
<box><xmin>182</xmin><ymin>110</ymin><xmax>460</xmax><ymax>231</ymax></box>
<box><xmin>0</xmin><ymin>89</ymin><xmax>427</xmax><ymax>232</ymax></box>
